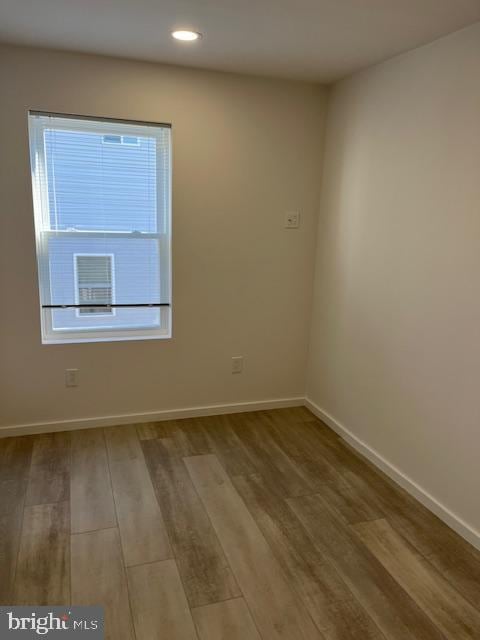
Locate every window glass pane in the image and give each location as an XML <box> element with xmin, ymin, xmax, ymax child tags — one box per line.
<box><xmin>51</xmin><ymin>306</ymin><xmax>160</xmax><ymax>331</ymax></box>
<box><xmin>44</xmin><ymin>129</ymin><xmax>158</xmax><ymax>232</ymax></box>
<box><xmin>48</xmin><ymin>236</ymin><xmax>161</xmax><ymax>330</ymax></box>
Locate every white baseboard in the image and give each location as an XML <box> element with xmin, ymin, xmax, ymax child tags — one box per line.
<box><xmin>0</xmin><ymin>397</ymin><xmax>304</xmax><ymax>439</ymax></box>
<box><xmin>305</xmin><ymin>397</ymin><xmax>480</xmax><ymax>552</ymax></box>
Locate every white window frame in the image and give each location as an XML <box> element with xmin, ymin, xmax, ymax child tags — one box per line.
<box><xmin>73</xmin><ymin>253</ymin><xmax>116</xmax><ymax>319</ymax></box>
<box><xmin>28</xmin><ymin>112</ymin><xmax>172</xmax><ymax>344</ymax></box>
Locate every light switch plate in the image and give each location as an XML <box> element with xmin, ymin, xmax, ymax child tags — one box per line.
<box><xmin>285</xmin><ymin>211</ymin><xmax>300</xmax><ymax>228</ymax></box>
<box><xmin>65</xmin><ymin>368</ymin><xmax>79</xmax><ymax>387</ymax></box>
<box><xmin>231</xmin><ymin>356</ymin><xmax>243</xmax><ymax>374</ymax></box>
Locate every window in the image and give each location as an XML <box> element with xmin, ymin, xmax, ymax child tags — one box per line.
<box><xmin>28</xmin><ymin>112</ymin><xmax>171</xmax><ymax>343</ymax></box>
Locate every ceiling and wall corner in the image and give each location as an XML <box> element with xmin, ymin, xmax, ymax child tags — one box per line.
<box><xmin>0</xmin><ymin>0</ymin><xmax>479</xmax><ymax>82</ymax></box>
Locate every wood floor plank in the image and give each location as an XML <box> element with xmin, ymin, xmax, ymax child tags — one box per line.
<box><xmin>193</xmin><ymin>598</ymin><xmax>261</xmax><ymax>640</ymax></box>
<box><xmin>127</xmin><ymin>560</ymin><xmax>197</xmax><ymax>640</ymax></box>
<box><xmin>330</xmin><ymin>458</ymin><xmax>480</xmax><ymax>609</ymax></box>
<box><xmin>373</xmin><ymin>487</ymin><xmax>480</xmax><ymax>610</ymax></box>
<box><xmin>277</xmin><ymin>415</ymin><xmax>480</xmax><ymax>611</ymax></box>
<box><xmin>271</xmin><ymin>413</ymin><xmax>341</xmax><ymax>451</ymax></box>
<box><xmin>137</xmin><ymin>417</ymin><xmax>211</xmax><ymax>455</ymax></box>
<box><xmin>314</xmin><ymin>478</ymin><xmax>384</xmax><ymax>525</ymax></box>
<box><xmin>184</xmin><ymin>454</ymin><xmax>324</xmax><ymax>640</ymax></box>
<box><xmin>261</xmin><ymin>413</ymin><xmax>360</xmax><ymax>494</ymax></box>
<box><xmin>353</xmin><ymin>519</ymin><xmax>480</xmax><ymax>639</ymax></box>
<box><xmin>71</xmin><ymin>528</ymin><xmax>134</xmax><ymax>640</ymax></box>
<box><xmin>288</xmin><ymin>493</ymin><xmax>446</xmax><ymax>640</ymax></box>
<box><xmin>136</xmin><ymin>419</ymin><xmax>178</xmax><ymax>441</ymax></box>
<box><xmin>155</xmin><ymin>419</ymin><xmax>183</xmax><ymax>439</ymax></box>
<box><xmin>0</xmin><ymin>436</ymin><xmax>34</xmax><ymax>516</ymax></box>
<box><xmin>0</xmin><ymin>510</ymin><xmax>23</xmax><ymax>605</ymax></box>
<box><xmin>277</xmin><ymin>406</ymin><xmax>318</xmax><ymax>422</ymax></box>
<box><xmin>282</xmin><ymin>415</ymin><xmax>480</xmax><ymax>607</ymax></box>
<box><xmin>25</xmin><ymin>431</ymin><xmax>70</xmax><ymax>506</ymax></box>
<box><xmin>173</xmin><ymin>418</ymin><xmax>212</xmax><ymax>456</ymax></box>
<box><xmin>70</xmin><ymin>429</ymin><xmax>116</xmax><ymax>534</ymax></box>
<box><xmin>234</xmin><ymin>473</ymin><xmax>385</xmax><ymax>640</ymax></box>
<box><xmin>105</xmin><ymin>425</ymin><xmax>172</xmax><ymax>566</ymax></box>
<box><xmin>14</xmin><ymin>501</ymin><xmax>70</xmax><ymax>605</ymax></box>
<box><xmin>104</xmin><ymin>424</ymin><xmax>144</xmax><ymax>462</ymax></box>
<box><xmin>109</xmin><ymin>459</ymin><xmax>172</xmax><ymax>566</ymax></box>
<box><xmin>136</xmin><ymin>422</ymin><xmax>160</xmax><ymax>440</ymax></box>
<box><xmin>263</xmin><ymin>411</ymin><xmax>333</xmax><ymax>459</ymax></box>
<box><xmin>230</xmin><ymin>412</ymin><xmax>314</xmax><ymax>497</ymax></box>
<box><xmin>293</xmin><ymin>425</ymin><xmax>398</xmax><ymax>524</ymax></box>
<box><xmin>142</xmin><ymin>437</ymin><xmax>240</xmax><ymax>607</ymax></box>
<box><xmin>201</xmin><ymin>415</ymin><xmax>258</xmax><ymax>477</ymax></box>
<box><xmin>292</xmin><ymin>421</ymin><xmax>403</xmax><ymax>503</ymax></box>
<box><xmin>0</xmin><ymin>436</ymin><xmax>33</xmax><ymax>604</ymax></box>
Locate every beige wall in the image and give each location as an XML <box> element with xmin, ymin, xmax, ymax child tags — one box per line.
<box><xmin>307</xmin><ymin>22</ymin><xmax>480</xmax><ymax>535</ymax></box>
<box><xmin>0</xmin><ymin>44</ymin><xmax>327</xmax><ymax>427</ymax></box>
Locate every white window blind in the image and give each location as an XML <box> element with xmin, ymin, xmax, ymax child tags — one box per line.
<box><xmin>28</xmin><ymin>112</ymin><xmax>172</xmax><ymax>343</ymax></box>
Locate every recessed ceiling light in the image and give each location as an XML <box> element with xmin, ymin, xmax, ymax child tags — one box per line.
<box><xmin>171</xmin><ymin>30</ymin><xmax>202</xmax><ymax>42</ymax></box>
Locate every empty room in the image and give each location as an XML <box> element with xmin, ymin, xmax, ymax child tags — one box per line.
<box><xmin>0</xmin><ymin>1</ymin><xmax>479</xmax><ymax>638</ymax></box>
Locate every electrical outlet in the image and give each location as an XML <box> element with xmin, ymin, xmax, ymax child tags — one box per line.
<box><xmin>65</xmin><ymin>368</ymin><xmax>79</xmax><ymax>387</ymax></box>
<box><xmin>285</xmin><ymin>211</ymin><xmax>300</xmax><ymax>228</ymax></box>
<box><xmin>231</xmin><ymin>356</ymin><xmax>243</xmax><ymax>374</ymax></box>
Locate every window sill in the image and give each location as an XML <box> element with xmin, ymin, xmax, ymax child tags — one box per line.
<box><xmin>42</xmin><ymin>332</ymin><xmax>172</xmax><ymax>345</ymax></box>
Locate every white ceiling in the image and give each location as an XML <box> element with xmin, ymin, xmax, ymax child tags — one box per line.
<box><xmin>1</xmin><ymin>0</ymin><xmax>479</xmax><ymax>82</ymax></box>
